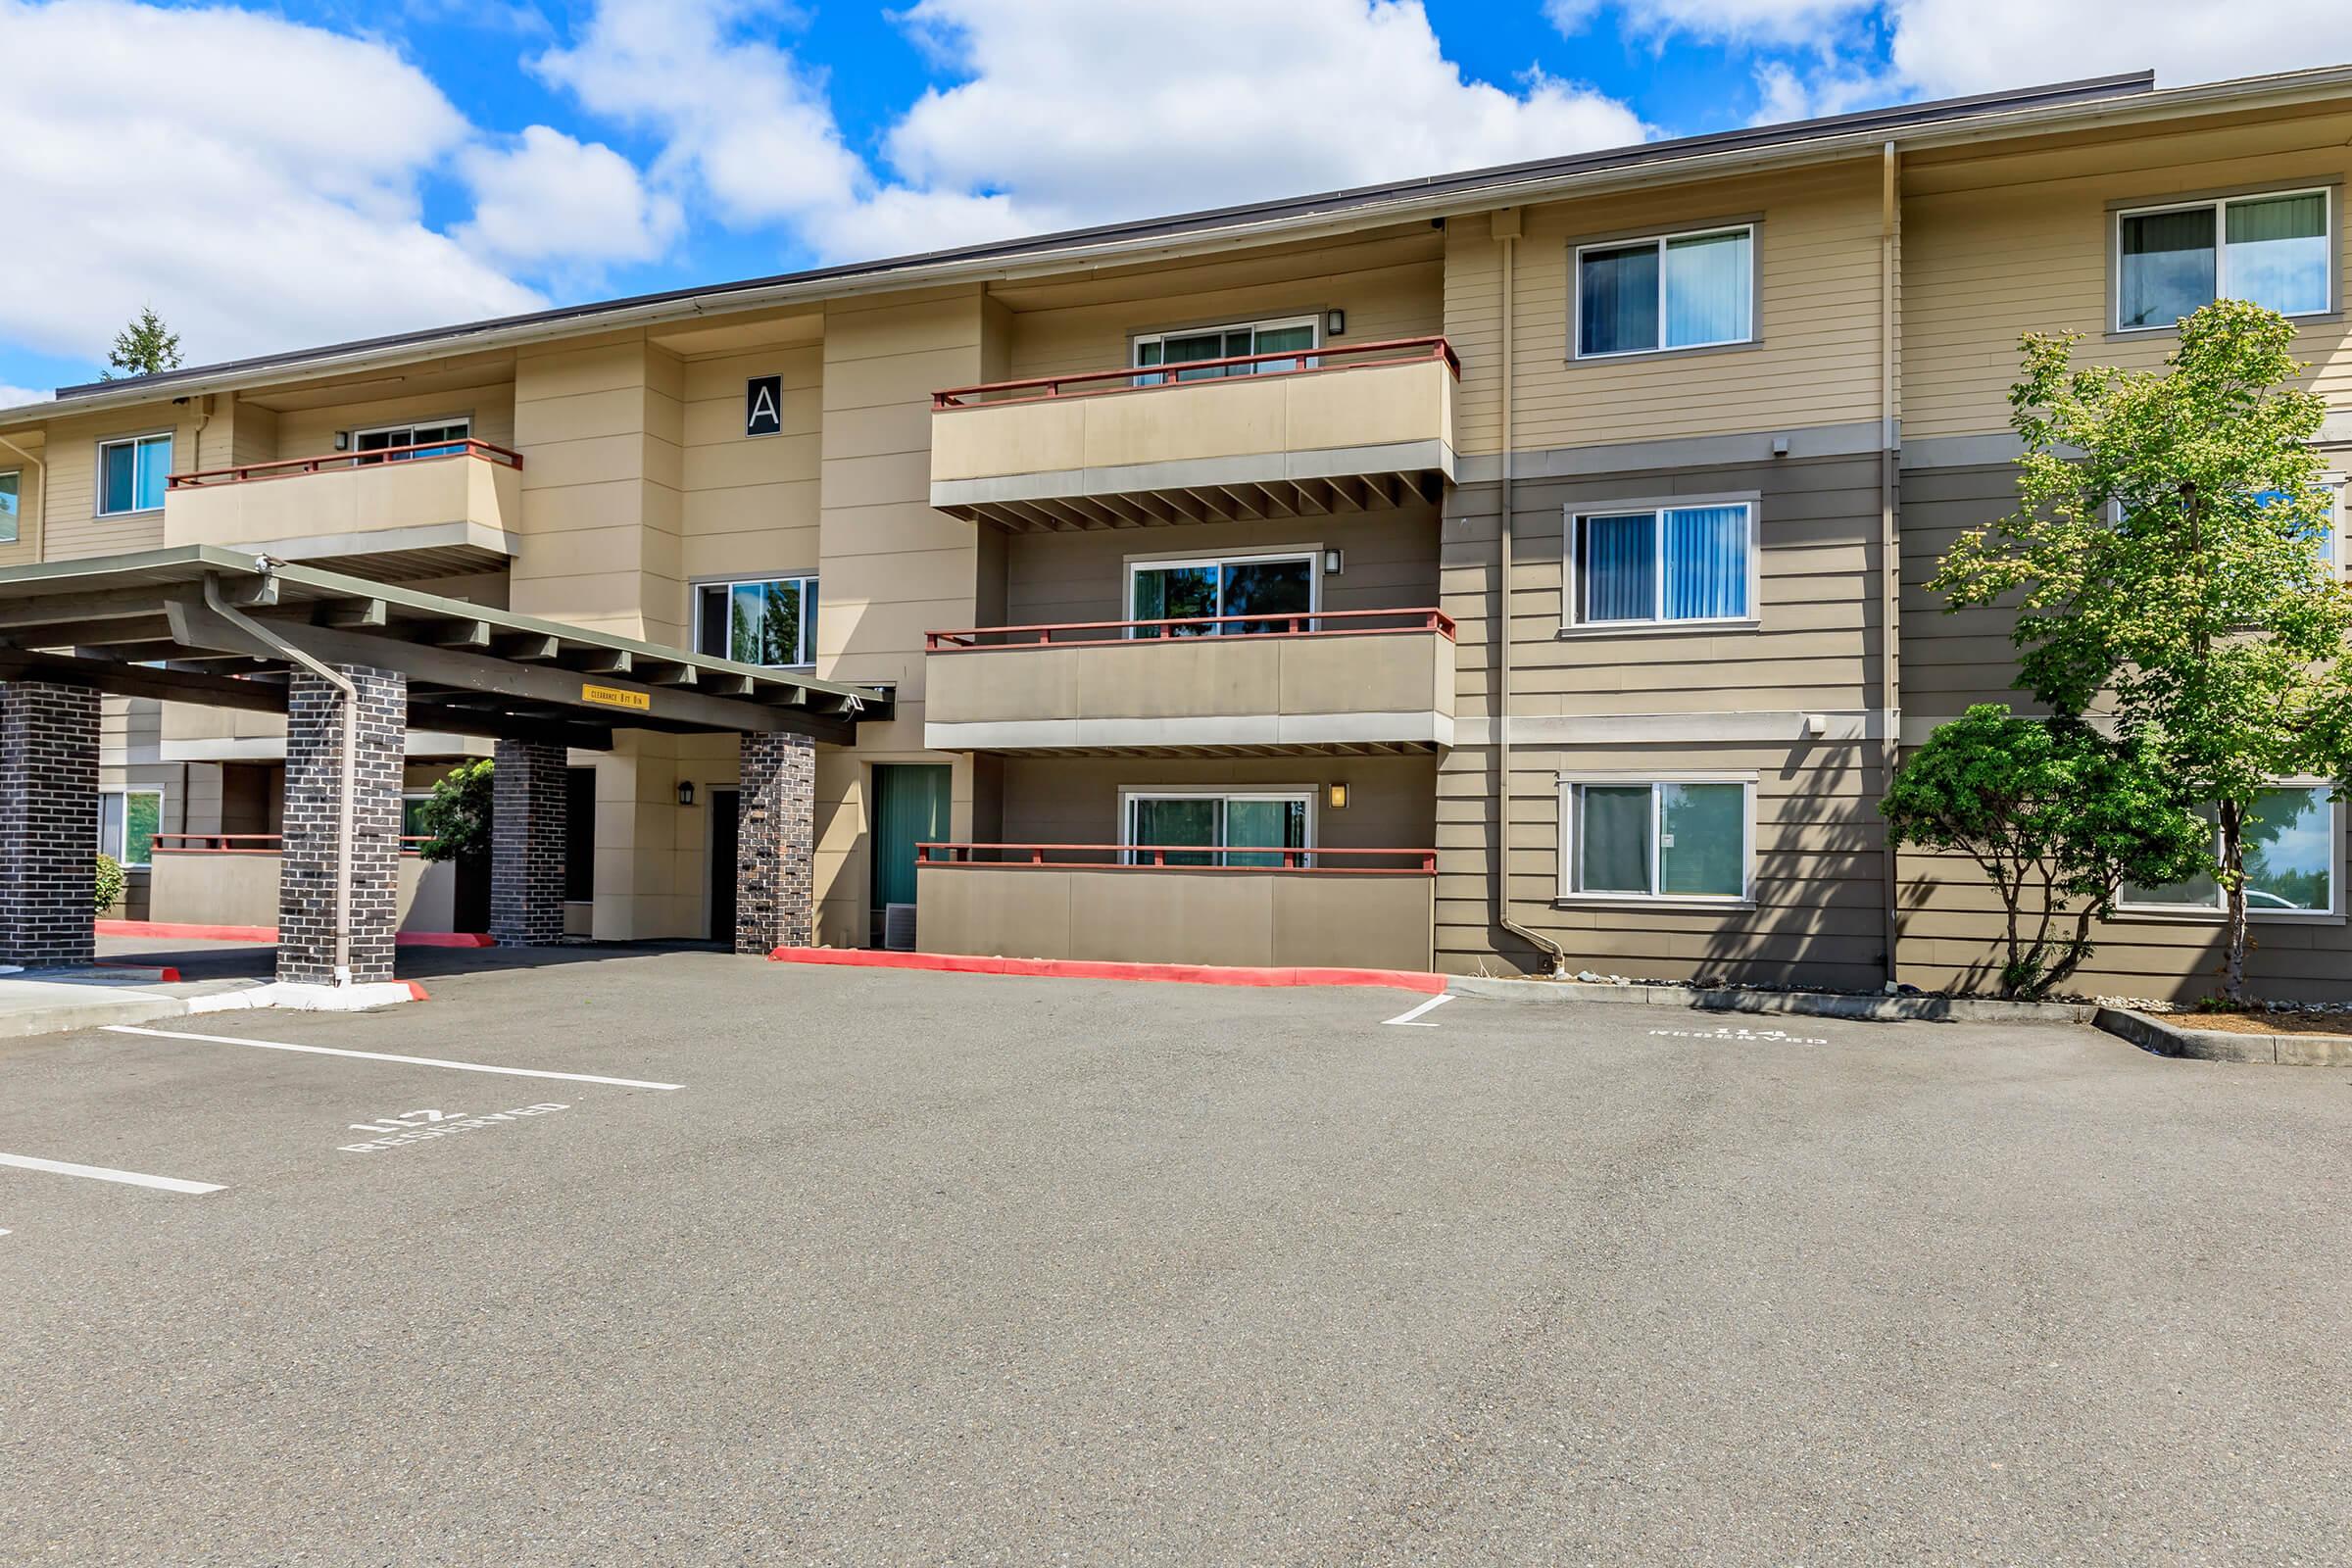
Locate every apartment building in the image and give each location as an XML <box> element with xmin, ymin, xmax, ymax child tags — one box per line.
<box><xmin>2</xmin><ymin>64</ymin><xmax>2348</xmax><ymax>999</ymax></box>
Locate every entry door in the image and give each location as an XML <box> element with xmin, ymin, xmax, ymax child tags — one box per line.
<box><xmin>869</xmin><ymin>764</ymin><xmax>952</xmax><ymax>945</ymax></box>
<box><xmin>710</xmin><ymin>788</ymin><xmax>740</xmax><ymax>946</ymax></box>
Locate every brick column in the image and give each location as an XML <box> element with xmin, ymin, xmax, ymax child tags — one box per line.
<box><xmin>278</xmin><ymin>665</ymin><xmax>406</xmax><ymax>986</ymax></box>
<box><xmin>0</xmin><ymin>681</ymin><xmax>100</xmax><ymax>968</ymax></box>
<box><xmin>490</xmin><ymin>738</ymin><xmax>568</xmax><ymax>946</ymax></box>
<box><xmin>736</xmin><ymin>731</ymin><xmax>815</xmax><ymax>955</ymax></box>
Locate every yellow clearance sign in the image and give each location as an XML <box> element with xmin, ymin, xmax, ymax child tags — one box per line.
<box><xmin>580</xmin><ymin>683</ymin><xmax>652</xmax><ymax>711</ymax></box>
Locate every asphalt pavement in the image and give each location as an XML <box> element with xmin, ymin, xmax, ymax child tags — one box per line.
<box><xmin>2</xmin><ymin>952</ymin><xmax>2346</xmax><ymax>1564</ymax></box>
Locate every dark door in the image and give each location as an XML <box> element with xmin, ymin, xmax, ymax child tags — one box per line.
<box><xmin>710</xmin><ymin>788</ymin><xmax>739</xmax><ymax>946</ymax></box>
<box><xmin>869</xmin><ymin>764</ymin><xmax>952</xmax><ymax>946</ymax></box>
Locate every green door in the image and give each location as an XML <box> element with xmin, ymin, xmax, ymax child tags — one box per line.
<box><xmin>870</xmin><ymin>764</ymin><xmax>952</xmax><ymax>939</ymax></box>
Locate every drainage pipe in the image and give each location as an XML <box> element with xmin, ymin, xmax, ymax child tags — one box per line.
<box><xmin>1491</xmin><ymin>213</ymin><xmax>1570</xmax><ymax>977</ymax></box>
<box><xmin>203</xmin><ymin>571</ymin><xmax>359</xmax><ymax>986</ymax></box>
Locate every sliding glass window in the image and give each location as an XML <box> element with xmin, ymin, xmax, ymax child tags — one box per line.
<box><xmin>1577</xmin><ymin>226</ymin><xmax>1753</xmax><ymax>357</ymax></box>
<box><xmin>1570</xmin><ymin>503</ymin><xmax>1755</xmax><ymax>627</ymax></box>
<box><xmin>97</xmin><ymin>433</ymin><xmax>172</xmax><ymax>516</ymax></box>
<box><xmin>1124</xmin><ymin>792</ymin><xmax>1311</xmax><ymax>868</ymax></box>
<box><xmin>2117</xmin><ymin>189</ymin><xmax>2332</xmax><ymax>330</ymax></box>
<box><xmin>1128</xmin><ymin>552</ymin><xmax>1316</xmax><ymax>636</ymax></box>
<box><xmin>695</xmin><ymin>576</ymin><xmax>818</xmax><ymax>667</ymax></box>
<box><xmin>1563</xmin><ymin>779</ymin><xmax>1749</xmax><ymax>901</ymax></box>
<box><xmin>1133</xmin><ymin>317</ymin><xmax>1319</xmax><ymax>382</ymax></box>
<box><xmin>2122</xmin><ymin>786</ymin><xmax>2337</xmax><ymax>914</ymax></box>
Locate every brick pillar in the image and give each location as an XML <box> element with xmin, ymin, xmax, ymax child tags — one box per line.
<box><xmin>0</xmin><ymin>681</ymin><xmax>100</xmax><ymax>968</ymax></box>
<box><xmin>736</xmin><ymin>731</ymin><xmax>815</xmax><ymax>955</ymax></box>
<box><xmin>490</xmin><ymin>738</ymin><xmax>568</xmax><ymax>946</ymax></box>
<box><xmin>278</xmin><ymin>665</ymin><xmax>406</xmax><ymax>986</ymax></box>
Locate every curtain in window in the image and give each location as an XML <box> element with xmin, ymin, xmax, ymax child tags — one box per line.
<box><xmin>1580</xmin><ymin>514</ymin><xmax>1655</xmax><ymax>622</ymax></box>
<box><xmin>1658</xmin><ymin>783</ymin><xmax>1742</xmax><ymax>896</ymax></box>
<box><xmin>1577</xmin><ymin>785</ymin><xmax>1653</xmax><ymax>893</ymax></box>
<box><xmin>1223</xmin><ymin>798</ymin><xmax>1306</xmax><ymax>868</ymax></box>
<box><xmin>1662</xmin><ymin>506</ymin><xmax>1749</xmax><ymax>619</ymax></box>
<box><xmin>1250</xmin><ymin>323</ymin><xmax>1316</xmax><ymax>374</ymax></box>
<box><xmin>1580</xmin><ymin>243</ymin><xmax>1659</xmax><ymax>355</ymax></box>
<box><xmin>2226</xmin><ymin>193</ymin><xmax>2328</xmax><ymax>317</ymax></box>
<box><xmin>102</xmin><ymin>443</ymin><xmax>139</xmax><ymax>514</ymax></box>
<box><xmin>1663</xmin><ymin>231</ymin><xmax>1751</xmax><ymax>348</ymax></box>
<box><xmin>1130</xmin><ymin>797</ymin><xmax>1220</xmax><ymax>866</ymax></box>
<box><xmin>2119</xmin><ymin>208</ymin><xmax>2217</xmax><ymax>328</ymax></box>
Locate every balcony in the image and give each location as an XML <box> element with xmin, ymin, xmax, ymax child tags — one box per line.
<box><xmin>915</xmin><ymin>844</ymin><xmax>1435</xmax><ymax>972</ymax></box>
<box><xmin>147</xmin><ymin>833</ymin><xmax>458</xmax><ymax>933</ymax></box>
<box><xmin>165</xmin><ymin>439</ymin><xmax>522</xmax><ymax>580</ymax></box>
<box><xmin>923</xmin><ymin>608</ymin><xmax>1454</xmax><ymax>754</ymax></box>
<box><xmin>929</xmin><ymin>337</ymin><xmax>1458</xmax><ymax>530</ymax></box>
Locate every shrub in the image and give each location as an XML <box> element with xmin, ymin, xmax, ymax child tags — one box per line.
<box><xmin>93</xmin><ymin>853</ymin><xmax>124</xmax><ymax>914</ymax></box>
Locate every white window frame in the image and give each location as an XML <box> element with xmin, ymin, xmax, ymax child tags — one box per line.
<box><xmin>1130</xmin><ymin>315</ymin><xmax>1321</xmax><ymax>379</ymax></box>
<box><xmin>0</xmin><ymin>466</ymin><xmax>20</xmax><ymax>545</ymax></box>
<box><xmin>95</xmin><ymin>431</ymin><xmax>173</xmax><ymax>517</ymax></box>
<box><xmin>1573</xmin><ymin>223</ymin><xmax>1757</xmax><ymax>361</ymax></box>
<box><xmin>97</xmin><ymin>786</ymin><xmax>166</xmax><ymax>869</ymax></box>
<box><xmin>1123</xmin><ymin>548</ymin><xmax>1321</xmax><ymax>636</ymax></box>
<box><xmin>1562</xmin><ymin>496</ymin><xmax>1762</xmax><ymax>632</ymax></box>
<box><xmin>350</xmin><ymin>415</ymin><xmax>472</xmax><ymax>460</ymax></box>
<box><xmin>692</xmin><ymin>574</ymin><xmax>819</xmax><ymax>669</ymax></box>
<box><xmin>2112</xmin><ymin>187</ymin><xmax>2336</xmax><ymax>334</ymax></box>
<box><xmin>1556</xmin><ymin>772</ymin><xmax>1756</xmax><ymax>906</ymax></box>
<box><xmin>2116</xmin><ymin>782</ymin><xmax>2342</xmax><ymax>920</ymax></box>
<box><xmin>1117</xmin><ymin>785</ymin><xmax>1317</xmax><ymax>867</ymax></box>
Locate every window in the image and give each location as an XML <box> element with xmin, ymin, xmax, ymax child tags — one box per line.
<box><xmin>1577</xmin><ymin>225</ymin><xmax>1754</xmax><ymax>358</ymax></box>
<box><xmin>2116</xmin><ymin>189</ymin><xmax>2333</xmax><ymax>331</ymax></box>
<box><xmin>399</xmin><ymin>794</ymin><xmax>433</xmax><ymax>847</ymax></box>
<box><xmin>354</xmin><ymin>417</ymin><xmax>470</xmax><ymax>463</ymax></box>
<box><xmin>2122</xmin><ymin>785</ymin><xmax>2338</xmax><ymax>915</ymax></box>
<box><xmin>1568</xmin><ymin>502</ymin><xmax>1756</xmax><ymax>627</ymax></box>
<box><xmin>98</xmin><ymin>789</ymin><xmax>164</xmax><ymax>868</ymax></box>
<box><xmin>1132</xmin><ymin>317</ymin><xmax>1318</xmax><ymax>382</ymax></box>
<box><xmin>2255</xmin><ymin>478</ymin><xmax>2346</xmax><ymax>572</ymax></box>
<box><xmin>695</xmin><ymin>576</ymin><xmax>817</xmax><ymax>667</ymax></box>
<box><xmin>1561</xmin><ymin>778</ymin><xmax>1751</xmax><ymax>902</ymax></box>
<box><xmin>1128</xmin><ymin>551</ymin><xmax>1316</xmax><ymax>636</ymax></box>
<box><xmin>97</xmin><ymin>433</ymin><xmax>172</xmax><ymax>515</ymax></box>
<box><xmin>0</xmin><ymin>468</ymin><xmax>18</xmax><ymax>544</ymax></box>
<box><xmin>1122</xmin><ymin>790</ymin><xmax>1311</xmax><ymax>868</ymax></box>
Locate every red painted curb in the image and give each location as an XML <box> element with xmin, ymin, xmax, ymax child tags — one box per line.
<box><xmin>95</xmin><ymin>920</ymin><xmax>494</xmax><ymax>949</ymax></box>
<box><xmin>766</xmin><ymin>946</ymin><xmax>1446</xmax><ymax>994</ymax></box>
<box><xmin>403</xmin><ymin>981</ymin><xmax>432</xmax><ymax>1002</ymax></box>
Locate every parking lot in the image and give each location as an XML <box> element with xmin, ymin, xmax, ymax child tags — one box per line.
<box><xmin>3</xmin><ymin>952</ymin><xmax>2348</xmax><ymax>1564</ymax></box>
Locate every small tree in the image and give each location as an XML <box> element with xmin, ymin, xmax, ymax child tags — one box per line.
<box><xmin>1884</xmin><ymin>707</ymin><xmax>2211</xmax><ymax>999</ymax></box>
<box><xmin>93</xmin><ymin>853</ymin><xmax>124</xmax><ymax>915</ymax></box>
<box><xmin>416</xmin><ymin>759</ymin><xmax>493</xmax><ymax>863</ymax></box>
<box><xmin>1932</xmin><ymin>300</ymin><xmax>2352</xmax><ymax>1001</ymax></box>
<box><xmin>103</xmin><ymin>306</ymin><xmax>182</xmax><ymax>380</ymax></box>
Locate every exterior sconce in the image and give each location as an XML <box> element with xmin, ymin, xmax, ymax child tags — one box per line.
<box><xmin>677</xmin><ymin>781</ymin><xmax>696</xmax><ymax>807</ymax></box>
<box><xmin>1328</xmin><ymin>782</ymin><xmax>1348</xmax><ymax>809</ymax></box>
<box><xmin>333</xmin><ymin>430</ymin><xmax>351</xmax><ymax>451</ymax></box>
<box><xmin>1324</xmin><ymin>549</ymin><xmax>1344</xmax><ymax>574</ymax></box>
<box><xmin>1326</xmin><ymin>309</ymin><xmax>1346</xmax><ymax>337</ymax></box>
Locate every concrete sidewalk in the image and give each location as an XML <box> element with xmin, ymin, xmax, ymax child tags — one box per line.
<box><xmin>0</xmin><ymin>967</ymin><xmax>266</xmax><ymax>1042</ymax></box>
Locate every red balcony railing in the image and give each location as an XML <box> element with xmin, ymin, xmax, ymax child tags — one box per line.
<box><xmin>926</xmin><ymin>606</ymin><xmax>1454</xmax><ymax>652</ymax></box>
<box><xmin>167</xmin><ymin>438</ymin><xmax>523</xmax><ymax>489</ymax></box>
<box><xmin>918</xmin><ymin>843</ymin><xmax>1436</xmax><ymax>874</ymax></box>
<box><xmin>154</xmin><ymin>833</ymin><xmax>433</xmax><ymax>856</ymax></box>
<box><xmin>932</xmin><ymin>335</ymin><xmax>1458</xmax><ymax>410</ymax></box>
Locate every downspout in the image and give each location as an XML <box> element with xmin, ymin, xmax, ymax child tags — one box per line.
<box><xmin>203</xmin><ymin>571</ymin><xmax>360</xmax><ymax>987</ymax></box>
<box><xmin>1491</xmin><ymin>209</ymin><xmax>1570</xmax><ymax>977</ymax></box>
<box><xmin>1878</xmin><ymin>141</ymin><xmax>1904</xmax><ymax>986</ymax></box>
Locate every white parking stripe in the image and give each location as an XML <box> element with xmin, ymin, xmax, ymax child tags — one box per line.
<box><xmin>1382</xmin><ymin>993</ymin><xmax>1455</xmax><ymax>1027</ymax></box>
<box><xmin>102</xmin><ymin>1025</ymin><xmax>684</xmax><ymax>1091</ymax></box>
<box><xmin>0</xmin><ymin>1152</ymin><xmax>225</xmax><ymax>1195</ymax></box>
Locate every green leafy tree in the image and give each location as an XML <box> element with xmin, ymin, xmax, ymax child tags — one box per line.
<box><xmin>1931</xmin><ymin>300</ymin><xmax>2352</xmax><ymax>1000</ymax></box>
<box><xmin>103</xmin><ymin>306</ymin><xmax>182</xmax><ymax>380</ymax></box>
<box><xmin>92</xmin><ymin>853</ymin><xmax>124</xmax><ymax>915</ymax></box>
<box><xmin>416</xmin><ymin>759</ymin><xmax>494</xmax><ymax>863</ymax></box>
<box><xmin>1883</xmin><ymin>706</ymin><xmax>2211</xmax><ymax>999</ymax></box>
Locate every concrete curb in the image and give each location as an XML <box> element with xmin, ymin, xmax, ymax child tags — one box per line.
<box><xmin>768</xmin><ymin>946</ymin><xmax>1447</xmax><ymax>995</ymax></box>
<box><xmin>95</xmin><ymin>920</ymin><xmax>495</xmax><ymax>949</ymax></box>
<box><xmin>2094</xmin><ymin>1006</ymin><xmax>2352</xmax><ymax>1066</ymax></box>
<box><xmin>0</xmin><ymin>993</ymin><xmax>200</xmax><ymax>1042</ymax></box>
<box><xmin>1446</xmin><ymin>975</ymin><xmax>2097</xmax><ymax>1026</ymax></box>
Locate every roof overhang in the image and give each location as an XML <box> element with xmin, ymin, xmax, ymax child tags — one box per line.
<box><xmin>0</xmin><ymin>546</ymin><xmax>892</xmax><ymax>750</ymax></box>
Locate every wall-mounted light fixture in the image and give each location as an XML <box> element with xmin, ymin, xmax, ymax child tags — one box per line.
<box><xmin>1327</xmin><ymin>782</ymin><xmax>1348</xmax><ymax>809</ymax></box>
<box><xmin>1326</xmin><ymin>309</ymin><xmax>1346</xmax><ymax>338</ymax></box>
<box><xmin>333</xmin><ymin>431</ymin><xmax>351</xmax><ymax>452</ymax></box>
<box><xmin>1324</xmin><ymin>549</ymin><xmax>1345</xmax><ymax>574</ymax></box>
<box><xmin>677</xmin><ymin>781</ymin><xmax>696</xmax><ymax>807</ymax></box>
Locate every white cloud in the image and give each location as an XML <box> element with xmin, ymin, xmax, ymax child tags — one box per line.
<box><xmin>0</xmin><ymin>0</ymin><xmax>544</xmax><ymax>368</ymax></box>
<box><xmin>0</xmin><ymin>383</ymin><xmax>52</xmax><ymax>411</ymax></box>
<box><xmin>538</xmin><ymin>0</ymin><xmax>1651</xmax><ymax>264</ymax></box>
<box><xmin>456</xmin><ymin>124</ymin><xmax>682</xmax><ymax>270</ymax></box>
<box><xmin>1549</xmin><ymin>0</ymin><xmax>1866</xmax><ymax>47</ymax></box>
<box><xmin>1885</xmin><ymin>0</ymin><xmax>2352</xmax><ymax>99</ymax></box>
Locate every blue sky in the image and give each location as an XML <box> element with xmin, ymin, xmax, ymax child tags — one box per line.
<box><xmin>0</xmin><ymin>0</ymin><xmax>2339</xmax><ymax>404</ymax></box>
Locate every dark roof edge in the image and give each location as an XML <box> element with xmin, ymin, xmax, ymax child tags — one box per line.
<box><xmin>46</xmin><ymin>69</ymin><xmax>2160</xmax><ymax>405</ymax></box>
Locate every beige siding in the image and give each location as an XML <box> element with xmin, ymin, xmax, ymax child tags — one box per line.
<box><xmin>270</xmin><ymin>383</ymin><xmax>516</xmax><ymax>459</ymax></box>
<box><xmin>999</xmin><ymin>755</ymin><xmax>1435</xmax><ymax>852</ymax></box>
<box><xmin>1446</xmin><ymin>160</ymin><xmax>1887</xmax><ymax>456</ymax></box>
<box><xmin>0</xmin><ymin>428</ymin><xmax>44</xmax><ymax>569</ymax></box>
<box><xmin>39</xmin><ymin>406</ymin><xmax>212</xmax><ymax>559</ymax></box>
<box><xmin>1902</xmin><ymin>110</ymin><xmax>2352</xmax><ymax>439</ymax></box>
<box><xmin>678</xmin><ymin>343</ymin><xmax>821</xmax><ymax>587</ymax></box>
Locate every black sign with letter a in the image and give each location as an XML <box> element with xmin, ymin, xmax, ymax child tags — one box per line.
<box><xmin>745</xmin><ymin>374</ymin><xmax>782</xmax><ymax>438</ymax></box>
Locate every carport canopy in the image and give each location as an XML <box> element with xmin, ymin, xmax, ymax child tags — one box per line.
<box><xmin>0</xmin><ymin>544</ymin><xmax>893</xmax><ymax>747</ymax></box>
